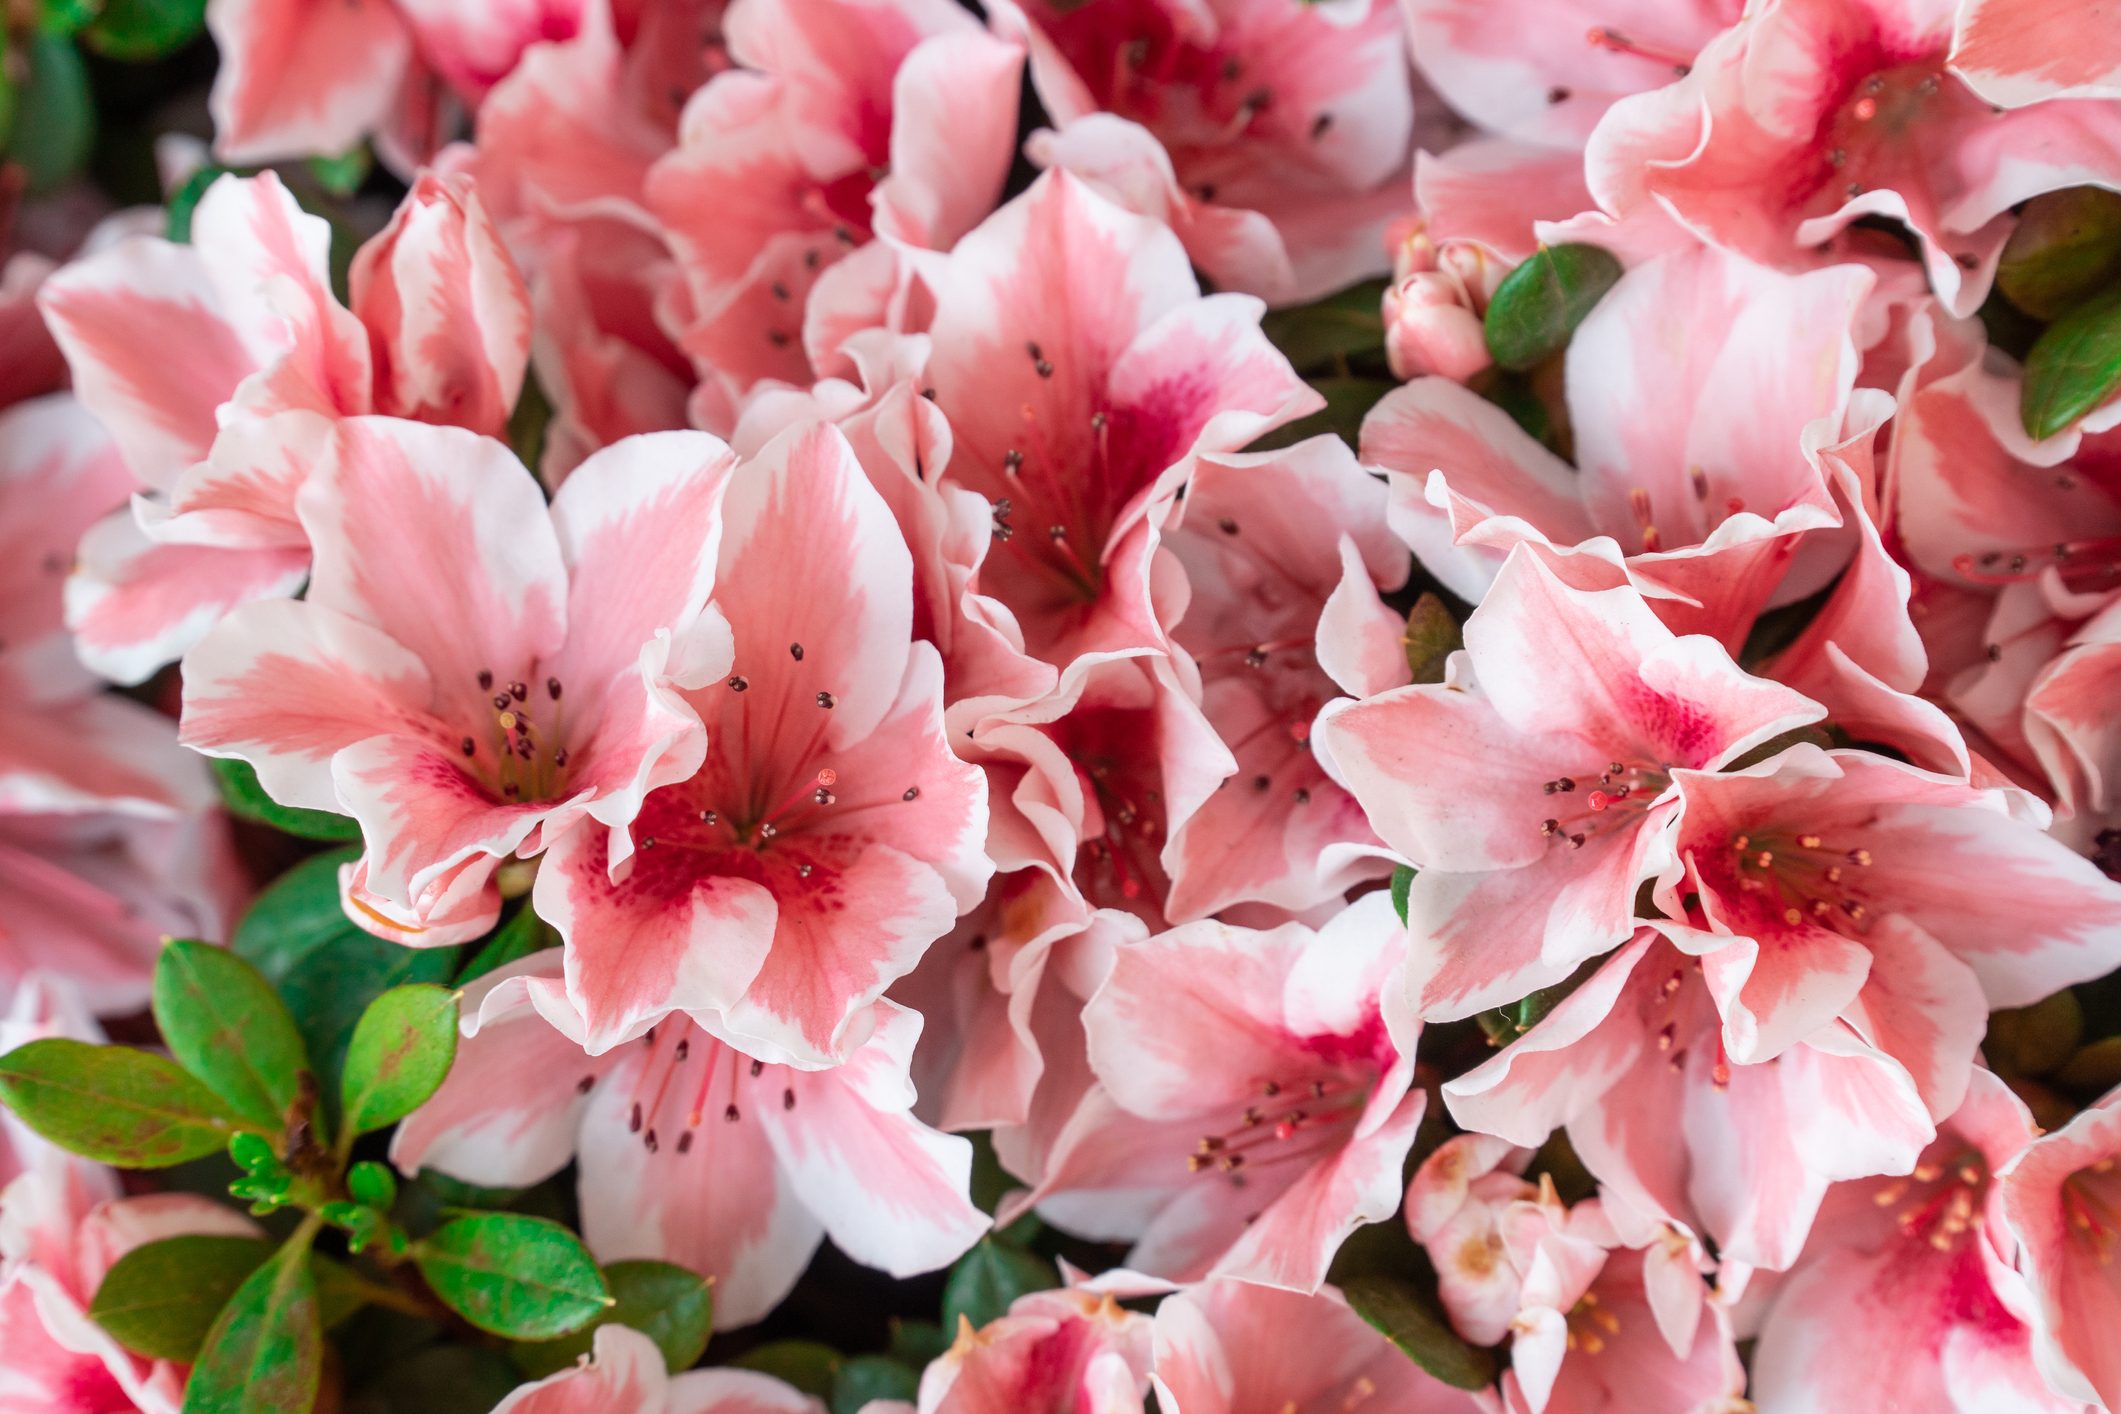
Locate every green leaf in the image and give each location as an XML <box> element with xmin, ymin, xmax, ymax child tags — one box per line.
<box><xmin>152</xmin><ymin>940</ymin><xmax>309</xmax><ymax>1131</ymax></box>
<box><xmin>832</xmin><ymin>1355</ymin><xmax>920</xmax><ymax>1414</ymax></box>
<box><xmin>309</xmin><ymin>1253</ymin><xmax>367</xmax><ymax>1330</ymax></box>
<box><xmin>340</xmin><ymin>984</ymin><xmax>459</xmax><ymax>1138</ymax></box>
<box><xmin>942</xmin><ymin>1237</ymin><xmax>1055</xmax><ymax>1333</ymax></box>
<box><xmin>1483</xmin><ymin>244</ymin><xmax>1623</xmax><ymax>372</ymax></box>
<box><xmin>1260</xmin><ymin>280</ymin><xmax>1389</xmax><ymax>375</ymax></box>
<box><xmin>229</xmin><ymin>848</ymin><xmax>366</xmax><ymax>981</ymax></box>
<box><xmin>166</xmin><ymin>163</ymin><xmax>234</xmax><ymax>243</ymax></box>
<box><xmin>508</xmin><ymin>1258</ymin><xmax>712</xmax><ymax>1376</ymax></box>
<box><xmin>38</xmin><ymin>0</ymin><xmax>99</xmax><ymax>35</ymax></box>
<box><xmin>4</xmin><ymin>34</ymin><xmax>93</xmax><ymax>193</ymax></box>
<box><xmin>82</xmin><ymin>0</ymin><xmax>207</xmax><ymax>58</ymax></box>
<box><xmin>458</xmin><ymin>903</ymin><xmax>558</xmax><ymax>984</ymax></box>
<box><xmin>887</xmin><ymin>1317</ymin><xmax>950</xmax><ymax>1368</ymax></box>
<box><xmin>342</xmin><ymin>1347</ymin><xmax>524</xmax><ymax>1414</ymax></box>
<box><xmin>347</xmin><ymin>1160</ymin><xmax>397</xmax><ymax>1210</ymax></box>
<box><xmin>1252</xmin><ymin>375</ymin><xmax>1396</xmax><ymax>452</ymax></box>
<box><xmin>182</xmin><ymin>1233</ymin><xmax>324</xmax><ymax>1414</ymax></box>
<box><xmin>1389</xmin><ymin>866</ymin><xmax>1416</xmax><ymax>928</ymax></box>
<box><xmin>2022</xmin><ymin>282</ymin><xmax>2121</xmax><ymax>440</ymax></box>
<box><xmin>91</xmin><ymin>1235</ymin><xmax>272</xmax><ymax>1362</ymax></box>
<box><xmin>415</xmin><ymin>1213</ymin><xmax>611</xmax><ymax>1340</ymax></box>
<box><xmin>731</xmin><ymin>1340</ymin><xmax>842</xmax><ymax>1397</ymax></box>
<box><xmin>1402</xmin><ymin>593</ymin><xmax>1461</xmax><ymax>684</ymax></box>
<box><xmin>210</xmin><ymin>758</ymin><xmax>362</xmax><ymax>841</ymax></box>
<box><xmin>0</xmin><ymin>1038</ymin><xmax>239</xmax><ymax>1166</ymax></box>
<box><xmin>1338</xmin><ymin>1273</ymin><xmax>1498</xmax><ymax>1391</ymax></box>
<box><xmin>1998</xmin><ymin>187</ymin><xmax>2121</xmax><ymax>321</ymax></box>
<box><xmin>307</xmin><ymin>146</ymin><xmax>371</xmax><ymax>198</ymax></box>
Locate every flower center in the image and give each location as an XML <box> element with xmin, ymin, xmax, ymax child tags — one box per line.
<box><xmin>1564</xmin><ymin>1289</ymin><xmax>1623</xmax><ymax>1355</ymax></box>
<box><xmin>1872</xmin><ymin>1150</ymin><xmax>1987</xmax><ymax>1253</ymax></box>
<box><xmin>462</xmin><ymin>669</ymin><xmax>571</xmax><ymax>802</ymax></box>
<box><xmin>619</xmin><ymin>1021</ymin><xmax>793</xmax><ymax>1155</ymax></box>
<box><xmin>1955</xmin><ymin>535</ymin><xmax>2121</xmax><ymax>597</ymax></box>
<box><xmin>1536</xmin><ymin>759</ymin><xmax>1669</xmax><ymax>850</ymax></box>
<box><xmin>1727</xmin><ymin>828</ymin><xmax>1875</xmax><ymax>931</ymax></box>
<box><xmin>1186</xmin><ymin>1072</ymin><xmax>1372</xmax><ymax>1185</ymax></box>
<box><xmin>2064</xmin><ymin>1158</ymin><xmax>2121</xmax><ymax>1263</ymax></box>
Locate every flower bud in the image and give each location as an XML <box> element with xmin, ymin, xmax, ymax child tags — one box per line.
<box><xmin>1384</xmin><ymin>272</ymin><xmax>1491</xmax><ymax>383</ymax></box>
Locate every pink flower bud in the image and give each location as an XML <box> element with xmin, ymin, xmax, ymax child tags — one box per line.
<box><xmin>1384</xmin><ymin>272</ymin><xmax>1491</xmax><ymax>382</ymax></box>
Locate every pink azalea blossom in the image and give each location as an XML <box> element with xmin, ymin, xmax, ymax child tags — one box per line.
<box><xmin>1586</xmin><ymin>0</ymin><xmax>2121</xmax><ymax>316</ymax></box>
<box><xmin>1158</xmin><ymin>435</ymin><xmax>1406</xmax><ymax>921</ymax></box>
<box><xmin>39</xmin><ymin>171</ymin><xmax>530</xmax><ymax>683</ymax></box>
<box><xmin>393</xmin><ymin>952</ymin><xmax>986</xmax><ymax>1329</ymax></box>
<box><xmin>910</xmin><ymin>1284</ymin><xmax>1154</xmax><ymax>1414</ymax></box>
<box><xmin>995</xmin><ymin>0</ymin><xmax>1414</xmax><ymax>304</ymax></box>
<box><xmin>1149</xmin><ymin>1276</ymin><xmax>1487</xmax><ymax>1413</ymax></box>
<box><xmin>1315</xmin><ymin>547</ymin><xmax>1824</xmax><ymax>1020</ymax></box>
<box><xmin>1951</xmin><ymin>0</ymin><xmax>2121</xmax><ymax>106</ymax></box>
<box><xmin>1007</xmin><ymin>892</ymin><xmax>1423</xmax><ymax>1292</ymax></box>
<box><xmin>646</xmin><ymin>0</ymin><xmax>1022</xmax><ymax>398</ymax></box>
<box><xmin>1403</xmin><ymin>0</ymin><xmax>1740</xmax><ymax>149</ymax></box>
<box><xmin>534</xmin><ymin>420</ymin><xmax>990</xmax><ymax>1064</ymax></box>
<box><xmin>1995</xmin><ymin>1084</ymin><xmax>2121</xmax><ymax>1408</ymax></box>
<box><xmin>1744</xmin><ymin>1069</ymin><xmax>2081</xmax><ymax>1411</ymax></box>
<box><xmin>180</xmin><ymin>419</ymin><xmax>737</xmax><ymax>946</ymax></box>
<box><xmin>923</xmin><ymin>171</ymin><xmax>1315</xmax><ymax>704</ymax></box>
<box><xmin>492</xmin><ymin>1325</ymin><xmax>821</xmax><ymax>1413</ymax></box>
<box><xmin>204</xmin><ymin>0</ymin><xmax>591</xmax><ymax>164</ymax></box>
<box><xmin>1366</xmin><ymin>244</ymin><xmax>1871</xmax><ymax>649</ymax></box>
<box><xmin>1657</xmin><ymin>744</ymin><xmax>2121</xmax><ymax>1075</ymax></box>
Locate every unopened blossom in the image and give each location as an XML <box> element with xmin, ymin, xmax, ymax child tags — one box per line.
<box><xmin>492</xmin><ymin>1324</ymin><xmax>821</xmax><ymax>1413</ymax></box>
<box><xmin>910</xmin><ymin>1283</ymin><xmax>1154</xmax><ymax>1414</ymax></box>
<box><xmin>181</xmin><ymin>420</ymin><xmax>736</xmax><ymax>946</ymax></box>
<box><xmin>1010</xmin><ymin>893</ymin><xmax>1422</xmax><ymax>1292</ymax></box>
<box><xmin>535</xmin><ymin>421</ymin><xmax>990</xmax><ymax>1064</ymax></box>
<box><xmin>1316</xmin><ymin>546</ymin><xmax>1823</xmax><ymax>1019</ymax></box>
<box><xmin>394</xmin><ymin>953</ymin><xmax>985</xmax><ymax>1329</ymax></box>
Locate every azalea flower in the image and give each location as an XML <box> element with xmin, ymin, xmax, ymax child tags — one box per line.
<box><xmin>491</xmin><ymin>1325</ymin><xmax>820</xmax><ymax>1414</ymax></box>
<box><xmin>534</xmin><ymin>420</ymin><xmax>990</xmax><ymax>1064</ymax></box>
<box><xmin>1950</xmin><ymin>0</ymin><xmax>2121</xmax><ymax>106</ymax></box>
<box><xmin>1007</xmin><ymin>892</ymin><xmax>1422</xmax><ymax>1292</ymax></box>
<box><xmin>1315</xmin><ymin>546</ymin><xmax>1824</xmax><ymax>1019</ymax></box>
<box><xmin>41</xmin><ymin>171</ymin><xmax>530</xmax><ymax>683</ymax></box>
<box><xmin>908</xmin><ymin>1282</ymin><xmax>1154</xmax><ymax>1414</ymax></box>
<box><xmin>1995</xmin><ymin>1084</ymin><xmax>2121</xmax><ymax>1408</ymax></box>
<box><xmin>180</xmin><ymin>419</ymin><xmax>737</xmax><ymax>946</ymax></box>
<box><xmin>393</xmin><ymin>952</ymin><xmax>986</xmax><ymax>1329</ymax></box>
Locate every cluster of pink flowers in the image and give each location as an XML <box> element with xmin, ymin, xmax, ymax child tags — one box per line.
<box><xmin>8</xmin><ymin>0</ymin><xmax>2121</xmax><ymax>1406</ymax></box>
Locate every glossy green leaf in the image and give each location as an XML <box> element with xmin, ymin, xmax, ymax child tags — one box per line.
<box><xmin>1998</xmin><ymin>187</ymin><xmax>2121</xmax><ymax>321</ymax></box>
<box><xmin>508</xmin><ymin>1259</ymin><xmax>713</xmax><ymax>1376</ymax></box>
<box><xmin>1483</xmin><ymin>244</ymin><xmax>1622</xmax><ymax>372</ymax></box>
<box><xmin>307</xmin><ymin>146</ymin><xmax>371</xmax><ymax>197</ymax></box>
<box><xmin>152</xmin><ymin>940</ymin><xmax>308</xmax><ymax>1131</ymax></box>
<box><xmin>887</xmin><ymin>1317</ymin><xmax>950</xmax><ymax>1368</ymax></box>
<box><xmin>2022</xmin><ymin>283</ymin><xmax>2121</xmax><ymax>440</ymax></box>
<box><xmin>309</xmin><ymin>1252</ymin><xmax>367</xmax><ymax>1330</ymax></box>
<box><xmin>91</xmin><ymin>1235</ymin><xmax>272</xmax><ymax>1362</ymax></box>
<box><xmin>0</xmin><ymin>1038</ymin><xmax>239</xmax><ymax>1166</ymax></box>
<box><xmin>1402</xmin><ymin>593</ymin><xmax>1461</xmax><ymax>685</ymax></box>
<box><xmin>182</xmin><ymin>1234</ymin><xmax>324</xmax><ymax>1414</ymax></box>
<box><xmin>210</xmin><ymin>758</ymin><xmax>362</xmax><ymax>841</ymax></box>
<box><xmin>82</xmin><ymin>0</ymin><xmax>208</xmax><ymax>59</ymax></box>
<box><xmin>1339</xmin><ymin>1273</ymin><xmax>1498</xmax><ymax>1391</ymax></box>
<box><xmin>1389</xmin><ymin>866</ymin><xmax>1416</xmax><ymax>928</ymax></box>
<box><xmin>942</xmin><ymin>1238</ymin><xmax>1055</xmax><ymax>1333</ymax></box>
<box><xmin>458</xmin><ymin>903</ymin><xmax>558</xmax><ymax>984</ymax></box>
<box><xmin>4</xmin><ymin>34</ymin><xmax>93</xmax><ymax>193</ymax></box>
<box><xmin>731</xmin><ymin>1340</ymin><xmax>843</xmax><ymax>1397</ymax></box>
<box><xmin>1260</xmin><ymin>279</ymin><xmax>1389</xmax><ymax>375</ymax></box>
<box><xmin>346</xmin><ymin>1160</ymin><xmax>397</xmax><ymax>1210</ymax></box>
<box><xmin>832</xmin><ymin>1356</ymin><xmax>920</xmax><ymax>1414</ymax></box>
<box><xmin>415</xmin><ymin>1213</ymin><xmax>611</xmax><ymax>1340</ymax></box>
<box><xmin>1252</xmin><ymin>375</ymin><xmax>1397</xmax><ymax>452</ymax></box>
<box><xmin>340</xmin><ymin>984</ymin><xmax>458</xmax><ymax>1138</ymax></box>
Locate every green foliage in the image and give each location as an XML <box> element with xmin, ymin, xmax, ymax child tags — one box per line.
<box><xmin>4</xmin><ymin>34</ymin><xmax>93</xmax><ymax>193</ymax></box>
<box><xmin>1389</xmin><ymin>866</ymin><xmax>1416</xmax><ymax>927</ymax></box>
<box><xmin>832</xmin><ymin>1355</ymin><xmax>921</xmax><ymax>1414</ymax></box>
<box><xmin>1997</xmin><ymin>187</ymin><xmax>2121</xmax><ymax>321</ymax></box>
<box><xmin>339</xmin><ymin>984</ymin><xmax>459</xmax><ymax>1140</ymax></box>
<box><xmin>308</xmin><ymin>146</ymin><xmax>372</xmax><ymax>197</ymax></box>
<box><xmin>153</xmin><ymin>940</ymin><xmax>310</xmax><ymax>1132</ymax></box>
<box><xmin>1338</xmin><ymin>1272</ymin><xmax>1499</xmax><ymax>1391</ymax></box>
<box><xmin>81</xmin><ymin>0</ymin><xmax>209</xmax><ymax>59</ymax></box>
<box><xmin>91</xmin><ymin>1235</ymin><xmax>273</xmax><ymax>1362</ymax></box>
<box><xmin>1402</xmin><ymin>593</ymin><xmax>1461</xmax><ymax>684</ymax></box>
<box><xmin>183</xmin><ymin>1233</ymin><xmax>325</xmax><ymax>1414</ymax></box>
<box><xmin>2022</xmin><ymin>282</ymin><xmax>2121</xmax><ymax>439</ymax></box>
<box><xmin>0</xmin><ymin>1038</ymin><xmax>240</xmax><ymax>1166</ymax></box>
<box><xmin>942</xmin><ymin>1236</ymin><xmax>1056</xmax><ymax>1332</ymax></box>
<box><xmin>1483</xmin><ymin>244</ymin><xmax>1623</xmax><ymax>372</ymax></box>
<box><xmin>1253</xmin><ymin>374</ymin><xmax>1396</xmax><ymax>451</ymax></box>
<box><xmin>210</xmin><ymin>758</ymin><xmax>363</xmax><ymax>841</ymax></box>
<box><xmin>414</xmin><ymin>1213</ymin><xmax>611</xmax><ymax>1339</ymax></box>
<box><xmin>732</xmin><ymin>1340</ymin><xmax>844</xmax><ymax>1396</ymax></box>
<box><xmin>508</xmin><ymin>1259</ymin><xmax>713</xmax><ymax>1376</ymax></box>
<box><xmin>1261</xmin><ymin>280</ymin><xmax>1390</xmax><ymax>375</ymax></box>
<box><xmin>166</xmin><ymin>163</ymin><xmax>234</xmax><ymax>242</ymax></box>
<box><xmin>459</xmin><ymin>902</ymin><xmax>558</xmax><ymax>984</ymax></box>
